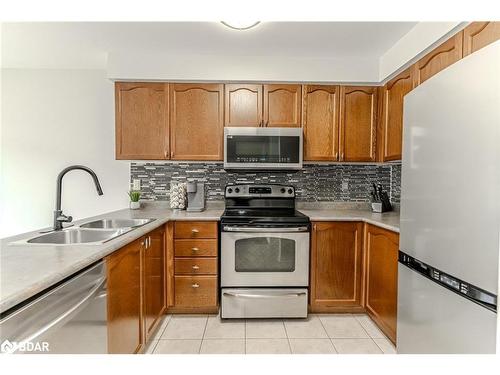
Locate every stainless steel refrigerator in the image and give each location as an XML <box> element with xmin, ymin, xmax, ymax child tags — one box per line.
<box><xmin>397</xmin><ymin>41</ymin><xmax>500</xmax><ymax>354</ymax></box>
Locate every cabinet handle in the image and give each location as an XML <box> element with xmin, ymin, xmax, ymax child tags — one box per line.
<box><xmin>191</xmin><ymin>247</ymin><xmax>199</xmax><ymax>252</ymax></box>
<box><xmin>191</xmin><ymin>229</ymin><xmax>199</xmax><ymax>234</ymax></box>
<box><xmin>192</xmin><ymin>283</ymin><xmax>200</xmax><ymax>288</ymax></box>
<box><xmin>192</xmin><ymin>265</ymin><xmax>200</xmax><ymax>270</ymax></box>
<box><xmin>340</xmin><ymin>152</ymin><xmax>344</xmax><ymax>161</ymax></box>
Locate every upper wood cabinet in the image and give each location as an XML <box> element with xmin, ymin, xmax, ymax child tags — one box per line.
<box><xmin>413</xmin><ymin>32</ymin><xmax>463</xmax><ymax>86</ymax></box>
<box><xmin>339</xmin><ymin>86</ymin><xmax>377</xmax><ymax>162</ymax></box>
<box><xmin>310</xmin><ymin>221</ymin><xmax>364</xmax><ymax>312</ymax></box>
<box><xmin>263</xmin><ymin>84</ymin><xmax>302</xmax><ymax>127</ymax></box>
<box><xmin>302</xmin><ymin>85</ymin><xmax>340</xmax><ymax>161</ymax></box>
<box><xmin>364</xmin><ymin>224</ymin><xmax>399</xmax><ymax>344</ymax></box>
<box><xmin>115</xmin><ymin>82</ymin><xmax>169</xmax><ymax>160</ymax></box>
<box><xmin>379</xmin><ymin>68</ymin><xmax>415</xmax><ymax>162</ymax></box>
<box><xmin>142</xmin><ymin>226</ymin><xmax>166</xmax><ymax>342</ymax></box>
<box><xmin>170</xmin><ymin>83</ymin><xmax>224</xmax><ymax>160</ymax></box>
<box><xmin>224</xmin><ymin>84</ymin><xmax>263</xmax><ymax>127</ymax></box>
<box><xmin>107</xmin><ymin>239</ymin><xmax>142</xmax><ymax>354</ymax></box>
<box><xmin>463</xmin><ymin>22</ymin><xmax>500</xmax><ymax>56</ymax></box>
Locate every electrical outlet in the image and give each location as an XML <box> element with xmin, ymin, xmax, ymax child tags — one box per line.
<box><xmin>132</xmin><ymin>179</ymin><xmax>141</xmax><ymax>191</ymax></box>
<box><xmin>341</xmin><ymin>180</ymin><xmax>349</xmax><ymax>191</ymax></box>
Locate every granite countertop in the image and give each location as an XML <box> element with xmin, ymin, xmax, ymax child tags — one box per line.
<box><xmin>0</xmin><ymin>203</ymin><xmax>399</xmax><ymax>314</ymax></box>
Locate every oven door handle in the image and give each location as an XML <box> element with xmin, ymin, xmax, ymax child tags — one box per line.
<box><xmin>223</xmin><ymin>292</ymin><xmax>307</xmax><ymax>299</ymax></box>
<box><xmin>222</xmin><ymin>226</ymin><xmax>309</xmax><ymax>233</ymax></box>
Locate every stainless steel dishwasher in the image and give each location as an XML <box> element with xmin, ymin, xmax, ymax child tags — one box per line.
<box><xmin>0</xmin><ymin>261</ymin><xmax>107</xmax><ymax>354</ymax></box>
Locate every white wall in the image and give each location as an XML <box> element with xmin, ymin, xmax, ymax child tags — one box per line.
<box><xmin>107</xmin><ymin>51</ymin><xmax>379</xmax><ymax>84</ymax></box>
<box><xmin>1</xmin><ymin>69</ymin><xmax>129</xmax><ymax>238</ymax></box>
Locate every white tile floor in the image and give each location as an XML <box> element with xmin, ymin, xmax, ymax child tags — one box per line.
<box><xmin>145</xmin><ymin>313</ymin><xmax>397</xmax><ymax>354</ymax></box>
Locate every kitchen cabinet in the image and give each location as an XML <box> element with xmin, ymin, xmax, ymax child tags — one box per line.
<box><xmin>302</xmin><ymin>85</ymin><xmax>340</xmax><ymax>161</ymax></box>
<box><xmin>412</xmin><ymin>32</ymin><xmax>463</xmax><ymax>86</ymax></box>
<box><xmin>463</xmin><ymin>22</ymin><xmax>500</xmax><ymax>56</ymax></box>
<box><xmin>142</xmin><ymin>226</ymin><xmax>166</xmax><ymax>341</ymax></box>
<box><xmin>364</xmin><ymin>224</ymin><xmax>399</xmax><ymax>344</ymax></box>
<box><xmin>339</xmin><ymin>86</ymin><xmax>378</xmax><ymax>162</ymax></box>
<box><xmin>170</xmin><ymin>83</ymin><xmax>224</xmax><ymax>160</ymax></box>
<box><xmin>115</xmin><ymin>82</ymin><xmax>169</xmax><ymax>160</ymax></box>
<box><xmin>107</xmin><ymin>239</ymin><xmax>143</xmax><ymax>354</ymax></box>
<box><xmin>107</xmin><ymin>225</ymin><xmax>167</xmax><ymax>354</ymax></box>
<box><xmin>263</xmin><ymin>84</ymin><xmax>302</xmax><ymax>127</ymax></box>
<box><xmin>225</xmin><ymin>84</ymin><xmax>263</xmax><ymax>127</ymax></box>
<box><xmin>166</xmin><ymin>220</ymin><xmax>219</xmax><ymax>313</ymax></box>
<box><xmin>310</xmin><ymin>221</ymin><xmax>364</xmax><ymax>312</ymax></box>
<box><xmin>379</xmin><ymin>68</ymin><xmax>415</xmax><ymax>162</ymax></box>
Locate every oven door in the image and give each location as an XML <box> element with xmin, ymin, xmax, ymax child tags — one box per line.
<box><xmin>224</xmin><ymin>127</ymin><xmax>303</xmax><ymax>170</ymax></box>
<box><xmin>221</xmin><ymin>227</ymin><xmax>310</xmax><ymax>287</ymax></box>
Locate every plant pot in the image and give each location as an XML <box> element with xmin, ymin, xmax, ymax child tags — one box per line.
<box><xmin>130</xmin><ymin>201</ymin><xmax>141</xmax><ymax>210</ymax></box>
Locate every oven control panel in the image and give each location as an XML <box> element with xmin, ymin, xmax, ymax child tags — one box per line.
<box><xmin>225</xmin><ymin>184</ymin><xmax>295</xmax><ymax>198</ymax></box>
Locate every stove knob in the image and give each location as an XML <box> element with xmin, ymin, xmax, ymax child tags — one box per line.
<box><xmin>235</xmin><ymin>187</ymin><xmax>240</xmax><ymax>193</ymax></box>
<box><xmin>288</xmin><ymin>188</ymin><xmax>293</xmax><ymax>194</ymax></box>
<box><xmin>227</xmin><ymin>188</ymin><xmax>233</xmax><ymax>194</ymax></box>
<box><xmin>280</xmin><ymin>188</ymin><xmax>286</xmax><ymax>193</ymax></box>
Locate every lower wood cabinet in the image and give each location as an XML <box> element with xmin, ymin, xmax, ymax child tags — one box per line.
<box><xmin>167</xmin><ymin>220</ymin><xmax>219</xmax><ymax>313</ymax></box>
<box><xmin>310</xmin><ymin>221</ymin><xmax>364</xmax><ymax>312</ymax></box>
<box><xmin>106</xmin><ymin>225</ymin><xmax>166</xmax><ymax>354</ymax></box>
<box><xmin>364</xmin><ymin>224</ymin><xmax>399</xmax><ymax>344</ymax></box>
<box><xmin>106</xmin><ymin>239</ymin><xmax>143</xmax><ymax>354</ymax></box>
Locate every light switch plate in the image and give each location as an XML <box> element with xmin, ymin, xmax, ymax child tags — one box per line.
<box><xmin>132</xmin><ymin>179</ymin><xmax>141</xmax><ymax>191</ymax></box>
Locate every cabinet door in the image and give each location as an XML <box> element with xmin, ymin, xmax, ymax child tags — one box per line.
<box><xmin>463</xmin><ymin>22</ymin><xmax>500</xmax><ymax>56</ymax></box>
<box><xmin>263</xmin><ymin>84</ymin><xmax>302</xmax><ymax>127</ymax></box>
<box><xmin>339</xmin><ymin>86</ymin><xmax>377</xmax><ymax>162</ymax></box>
<box><xmin>413</xmin><ymin>32</ymin><xmax>463</xmax><ymax>86</ymax></box>
<box><xmin>380</xmin><ymin>68</ymin><xmax>415</xmax><ymax>162</ymax></box>
<box><xmin>225</xmin><ymin>84</ymin><xmax>263</xmax><ymax>127</ymax></box>
<box><xmin>170</xmin><ymin>83</ymin><xmax>224</xmax><ymax>160</ymax></box>
<box><xmin>303</xmin><ymin>85</ymin><xmax>340</xmax><ymax>161</ymax></box>
<box><xmin>310</xmin><ymin>222</ymin><xmax>364</xmax><ymax>312</ymax></box>
<box><xmin>143</xmin><ymin>226</ymin><xmax>166</xmax><ymax>341</ymax></box>
<box><xmin>107</xmin><ymin>240</ymin><xmax>142</xmax><ymax>354</ymax></box>
<box><xmin>115</xmin><ymin>82</ymin><xmax>169</xmax><ymax>160</ymax></box>
<box><xmin>364</xmin><ymin>225</ymin><xmax>399</xmax><ymax>344</ymax></box>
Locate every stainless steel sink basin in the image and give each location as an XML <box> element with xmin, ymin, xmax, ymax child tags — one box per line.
<box><xmin>80</xmin><ymin>218</ymin><xmax>155</xmax><ymax>229</ymax></box>
<box><xmin>26</xmin><ymin>228</ymin><xmax>131</xmax><ymax>245</ymax></box>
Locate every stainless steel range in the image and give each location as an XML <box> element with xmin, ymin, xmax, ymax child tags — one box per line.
<box><xmin>220</xmin><ymin>184</ymin><xmax>310</xmax><ymax>318</ymax></box>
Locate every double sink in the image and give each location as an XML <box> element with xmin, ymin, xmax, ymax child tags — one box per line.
<box><xmin>22</xmin><ymin>218</ymin><xmax>156</xmax><ymax>246</ymax></box>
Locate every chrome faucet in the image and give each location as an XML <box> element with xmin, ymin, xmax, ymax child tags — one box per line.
<box><xmin>53</xmin><ymin>165</ymin><xmax>103</xmax><ymax>230</ymax></box>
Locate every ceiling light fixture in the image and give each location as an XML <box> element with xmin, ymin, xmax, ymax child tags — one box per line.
<box><xmin>221</xmin><ymin>21</ymin><xmax>261</xmax><ymax>31</ymax></box>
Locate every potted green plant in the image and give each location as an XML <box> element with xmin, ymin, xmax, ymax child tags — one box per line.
<box><xmin>128</xmin><ymin>190</ymin><xmax>141</xmax><ymax>210</ymax></box>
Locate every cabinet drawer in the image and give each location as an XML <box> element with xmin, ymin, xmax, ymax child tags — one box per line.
<box><xmin>174</xmin><ymin>221</ymin><xmax>218</xmax><ymax>239</ymax></box>
<box><xmin>175</xmin><ymin>258</ymin><xmax>218</xmax><ymax>275</ymax></box>
<box><xmin>174</xmin><ymin>239</ymin><xmax>218</xmax><ymax>257</ymax></box>
<box><xmin>174</xmin><ymin>276</ymin><xmax>218</xmax><ymax>307</ymax></box>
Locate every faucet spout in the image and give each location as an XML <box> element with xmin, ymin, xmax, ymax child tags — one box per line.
<box><xmin>54</xmin><ymin>165</ymin><xmax>103</xmax><ymax>230</ymax></box>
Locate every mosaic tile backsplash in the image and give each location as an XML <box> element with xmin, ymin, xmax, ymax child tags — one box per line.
<box><xmin>131</xmin><ymin>162</ymin><xmax>402</xmax><ymax>204</ymax></box>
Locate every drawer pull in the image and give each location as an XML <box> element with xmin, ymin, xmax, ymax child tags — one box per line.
<box><xmin>192</xmin><ymin>283</ymin><xmax>200</xmax><ymax>288</ymax></box>
<box><xmin>191</xmin><ymin>247</ymin><xmax>199</xmax><ymax>252</ymax></box>
<box><xmin>191</xmin><ymin>229</ymin><xmax>199</xmax><ymax>234</ymax></box>
<box><xmin>192</xmin><ymin>265</ymin><xmax>200</xmax><ymax>270</ymax></box>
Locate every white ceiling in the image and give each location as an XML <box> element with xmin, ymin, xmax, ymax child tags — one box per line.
<box><xmin>2</xmin><ymin>22</ymin><xmax>418</xmax><ymax>69</ymax></box>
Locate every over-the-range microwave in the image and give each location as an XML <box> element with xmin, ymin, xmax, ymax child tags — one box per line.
<box><xmin>224</xmin><ymin>127</ymin><xmax>303</xmax><ymax>170</ymax></box>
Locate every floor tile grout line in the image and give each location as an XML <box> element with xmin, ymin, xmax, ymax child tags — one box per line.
<box><xmin>353</xmin><ymin>314</ymin><xmax>387</xmax><ymax>340</ymax></box>
<box><xmin>199</xmin><ymin>315</ymin><xmax>209</xmax><ymax>354</ymax></box>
